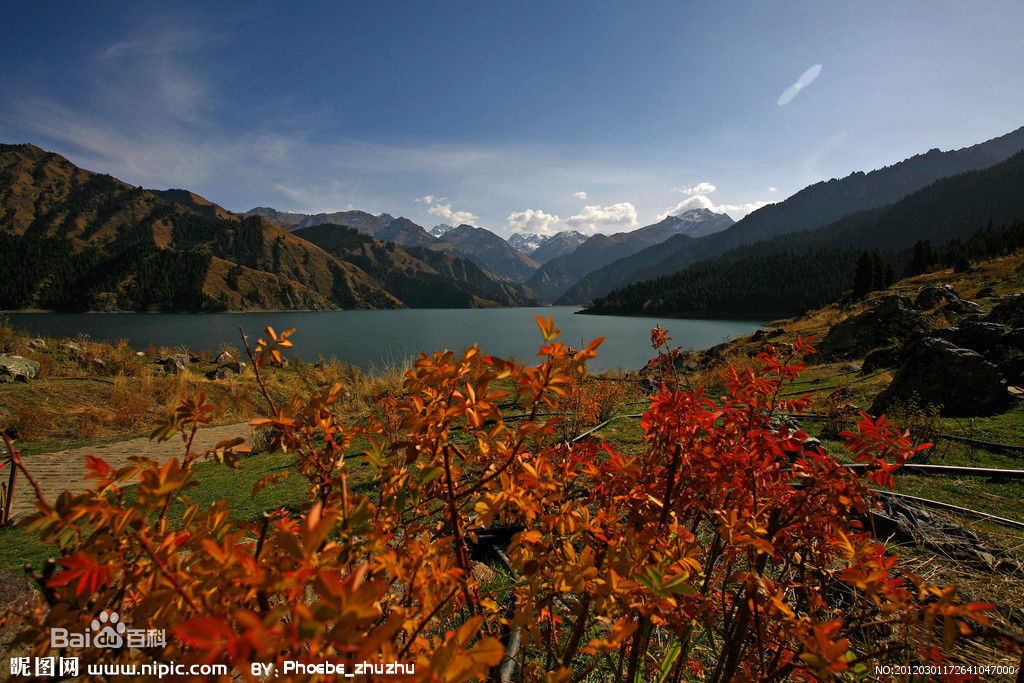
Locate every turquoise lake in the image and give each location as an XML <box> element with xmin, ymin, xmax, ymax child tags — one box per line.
<box><xmin>6</xmin><ymin>307</ymin><xmax>763</xmax><ymax>372</ymax></box>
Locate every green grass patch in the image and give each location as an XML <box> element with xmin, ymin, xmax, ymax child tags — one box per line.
<box><xmin>0</xmin><ymin>446</ymin><xmax>382</xmax><ymax>573</ymax></box>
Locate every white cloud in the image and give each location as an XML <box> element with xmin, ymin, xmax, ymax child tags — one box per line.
<box><xmin>416</xmin><ymin>195</ymin><xmax>436</xmax><ymax>204</ymax></box>
<box><xmin>778</xmin><ymin>64</ymin><xmax>823</xmax><ymax>106</ymax></box>
<box><xmin>769</xmin><ymin>186</ymin><xmax>778</xmax><ymax>192</ymax></box>
<box><xmin>565</xmin><ymin>202</ymin><xmax>638</xmax><ymax>234</ymax></box>
<box><xmin>680</xmin><ymin>181</ymin><xmax>717</xmax><ymax>196</ymax></box>
<box><xmin>572</xmin><ymin>190</ymin><xmax>588</xmax><ymax>200</ymax></box>
<box><xmin>507</xmin><ymin>209</ymin><xmax>562</xmax><ymax>236</ymax></box>
<box><xmin>660</xmin><ymin>195</ymin><xmax>773</xmax><ymax>220</ymax></box>
<box><xmin>426</xmin><ymin>201</ymin><xmax>480</xmax><ymax>226</ymax></box>
<box><xmin>659</xmin><ymin>182</ymin><xmax>773</xmax><ymax>221</ymax></box>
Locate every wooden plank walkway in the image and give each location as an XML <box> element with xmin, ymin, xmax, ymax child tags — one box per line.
<box><xmin>6</xmin><ymin>422</ymin><xmax>252</xmax><ymax>521</ymax></box>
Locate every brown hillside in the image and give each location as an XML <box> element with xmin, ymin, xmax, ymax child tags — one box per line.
<box><xmin>0</xmin><ymin>143</ymin><xmax>402</xmax><ymax>311</ymax></box>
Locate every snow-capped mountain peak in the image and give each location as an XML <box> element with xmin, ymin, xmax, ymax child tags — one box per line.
<box><xmin>429</xmin><ymin>223</ymin><xmax>455</xmax><ymax>237</ymax></box>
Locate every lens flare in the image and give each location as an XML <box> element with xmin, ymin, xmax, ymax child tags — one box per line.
<box><xmin>777</xmin><ymin>63</ymin><xmax>822</xmax><ymax>106</ymax></box>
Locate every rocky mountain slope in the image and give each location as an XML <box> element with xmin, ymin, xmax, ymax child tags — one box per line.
<box><xmin>507</xmin><ymin>230</ymin><xmax>588</xmax><ymax>263</ymax></box>
<box><xmin>292</xmin><ymin>224</ymin><xmax>537</xmax><ymax>307</ymax></box>
<box><xmin>584</xmin><ymin>149</ymin><xmax>1024</xmax><ymax>318</ymax></box>
<box><xmin>248</xmin><ymin>208</ymin><xmax>538</xmax><ymax>283</ymax></box>
<box><xmin>0</xmin><ymin>144</ymin><xmax>403</xmax><ymax>311</ymax></box>
<box><xmin>0</xmin><ymin>144</ymin><xmax>531</xmax><ymax>311</ymax></box>
<box><xmin>433</xmin><ymin>224</ymin><xmax>539</xmax><ymax>282</ymax></box>
<box><xmin>571</xmin><ymin>125</ymin><xmax>1024</xmax><ymax>303</ymax></box>
<box><xmin>526</xmin><ymin>209</ymin><xmax>734</xmax><ymax>302</ymax></box>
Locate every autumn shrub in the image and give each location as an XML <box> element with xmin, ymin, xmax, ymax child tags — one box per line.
<box><xmin>820</xmin><ymin>383</ymin><xmax>857</xmax><ymax>440</ymax></box>
<box><xmin>0</xmin><ymin>319</ymin><xmax>1009</xmax><ymax>682</ymax></box>
<box><xmin>887</xmin><ymin>393</ymin><xmax>943</xmax><ymax>452</ymax></box>
<box><xmin>0</xmin><ymin>318</ymin><xmax>13</xmax><ymax>351</ymax></box>
<box><xmin>4</xmin><ymin>402</ymin><xmax>47</xmax><ymax>441</ymax></box>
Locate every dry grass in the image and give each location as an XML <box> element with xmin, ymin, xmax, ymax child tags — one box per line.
<box><xmin>0</xmin><ymin>323</ymin><xmax>410</xmax><ymax>451</ymax></box>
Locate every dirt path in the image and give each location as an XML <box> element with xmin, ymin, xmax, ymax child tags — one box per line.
<box><xmin>6</xmin><ymin>422</ymin><xmax>253</xmax><ymax>521</ymax></box>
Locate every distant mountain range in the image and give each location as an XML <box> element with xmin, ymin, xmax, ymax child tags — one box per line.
<box><xmin>584</xmin><ymin>145</ymin><xmax>1024</xmax><ymax>318</ymax></box>
<box><xmin>247</xmin><ymin>208</ymin><xmax>537</xmax><ymax>282</ymax></box>
<box><xmin>507</xmin><ymin>230</ymin><xmax>588</xmax><ymax>263</ymax></box>
<box><xmin>0</xmin><ymin>145</ymin><xmax>534</xmax><ymax>311</ymax></box>
<box><xmin>292</xmin><ymin>224</ymin><xmax>537</xmax><ymax>308</ymax></box>
<box><xmin>525</xmin><ymin>208</ymin><xmax>735</xmax><ymax>302</ymax></box>
<box><xmin>434</xmin><ymin>224</ymin><xmax>539</xmax><ymax>281</ymax></box>
<box><xmin>565</xmin><ymin>125</ymin><xmax>1024</xmax><ymax>305</ymax></box>
<box><xmin>5</xmin><ymin>123</ymin><xmax>1023</xmax><ymax>314</ymax></box>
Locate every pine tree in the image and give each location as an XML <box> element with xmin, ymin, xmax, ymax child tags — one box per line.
<box><xmin>852</xmin><ymin>251</ymin><xmax>874</xmax><ymax>298</ymax></box>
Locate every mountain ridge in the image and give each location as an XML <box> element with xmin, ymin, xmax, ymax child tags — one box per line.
<box><xmin>583</xmin><ymin>147</ymin><xmax>1024</xmax><ymax>318</ymax></box>
<box><xmin>560</xmin><ymin>124</ymin><xmax>1024</xmax><ymax>303</ymax></box>
<box><xmin>0</xmin><ymin>144</ymin><xmax>527</xmax><ymax>311</ymax></box>
<box><xmin>525</xmin><ymin>210</ymin><xmax>734</xmax><ymax>302</ymax></box>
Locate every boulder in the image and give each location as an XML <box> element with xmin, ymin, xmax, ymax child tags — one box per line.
<box><xmin>1003</xmin><ymin>327</ymin><xmax>1024</xmax><ymax>351</ymax></box>
<box><xmin>814</xmin><ymin>295</ymin><xmax>927</xmax><ymax>361</ymax></box>
<box><xmin>985</xmin><ymin>293</ymin><xmax>1024</xmax><ymax>328</ymax></box>
<box><xmin>932</xmin><ymin>320</ymin><xmax>1007</xmax><ymax>357</ymax></box>
<box><xmin>61</xmin><ymin>341</ymin><xmax>82</xmax><ymax>354</ymax></box>
<box><xmin>868</xmin><ymin>496</ymin><xmax>1023</xmax><ymax>576</ymax></box>
<box><xmin>976</xmin><ymin>286</ymin><xmax>999</xmax><ymax>299</ymax></box>
<box><xmin>862</xmin><ymin>345</ymin><xmax>901</xmax><ymax>373</ymax></box>
<box><xmin>215</xmin><ymin>351</ymin><xmax>234</xmax><ymax>364</ymax></box>
<box><xmin>0</xmin><ymin>354</ymin><xmax>40</xmax><ymax>382</ymax></box>
<box><xmin>205</xmin><ymin>361</ymin><xmax>246</xmax><ymax>380</ymax></box>
<box><xmin>159</xmin><ymin>353</ymin><xmax>189</xmax><ymax>374</ymax></box>
<box><xmin>914</xmin><ymin>284</ymin><xmax>962</xmax><ymax>310</ymax></box>
<box><xmin>27</xmin><ymin>338</ymin><xmax>45</xmax><ymax>349</ymax></box>
<box><xmin>943</xmin><ymin>298</ymin><xmax>982</xmax><ymax>316</ymax></box>
<box><xmin>998</xmin><ymin>353</ymin><xmax>1024</xmax><ymax>385</ymax></box>
<box><xmin>871</xmin><ymin>337</ymin><xmax>1009</xmax><ymax>417</ymax></box>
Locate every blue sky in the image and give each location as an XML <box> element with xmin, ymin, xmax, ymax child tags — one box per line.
<box><xmin>2</xmin><ymin>1</ymin><xmax>1023</xmax><ymax>237</ymax></box>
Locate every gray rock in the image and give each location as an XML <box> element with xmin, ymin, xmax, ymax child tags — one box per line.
<box><xmin>205</xmin><ymin>361</ymin><xmax>246</xmax><ymax>380</ymax></box>
<box><xmin>27</xmin><ymin>338</ymin><xmax>45</xmax><ymax>349</ymax></box>
<box><xmin>862</xmin><ymin>346</ymin><xmax>901</xmax><ymax>373</ymax></box>
<box><xmin>814</xmin><ymin>295</ymin><xmax>927</xmax><ymax>361</ymax></box>
<box><xmin>159</xmin><ymin>353</ymin><xmax>189</xmax><ymax>374</ymax></box>
<box><xmin>943</xmin><ymin>298</ymin><xmax>982</xmax><ymax>316</ymax></box>
<box><xmin>914</xmin><ymin>284</ymin><xmax>962</xmax><ymax>310</ymax></box>
<box><xmin>869</xmin><ymin>496</ymin><xmax>1023</xmax><ymax>576</ymax></box>
<box><xmin>871</xmin><ymin>337</ymin><xmax>1009</xmax><ymax>417</ymax></box>
<box><xmin>932</xmin><ymin>320</ymin><xmax>1007</xmax><ymax>356</ymax></box>
<box><xmin>61</xmin><ymin>341</ymin><xmax>82</xmax><ymax>353</ymax></box>
<box><xmin>215</xmin><ymin>351</ymin><xmax>234</xmax><ymax>364</ymax></box>
<box><xmin>1003</xmin><ymin>327</ymin><xmax>1024</xmax><ymax>351</ymax></box>
<box><xmin>976</xmin><ymin>286</ymin><xmax>999</xmax><ymax>299</ymax></box>
<box><xmin>985</xmin><ymin>293</ymin><xmax>1024</xmax><ymax>328</ymax></box>
<box><xmin>0</xmin><ymin>354</ymin><xmax>40</xmax><ymax>382</ymax></box>
<box><xmin>998</xmin><ymin>353</ymin><xmax>1024</xmax><ymax>385</ymax></box>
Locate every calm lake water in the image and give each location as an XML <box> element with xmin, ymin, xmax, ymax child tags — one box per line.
<box><xmin>6</xmin><ymin>307</ymin><xmax>762</xmax><ymax>372</ymax></box>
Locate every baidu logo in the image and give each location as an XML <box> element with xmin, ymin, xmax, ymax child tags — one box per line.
<box><xmin>50</xmin><ymin>610</ymin><xmax>165</xmax><ymax>650</ymax></box>
<box><xmin>91</xmin><ymin>611</ymin><xmax>126</xmax><ymax>648</ymax></box>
